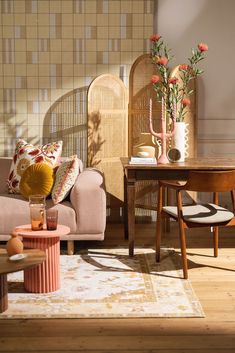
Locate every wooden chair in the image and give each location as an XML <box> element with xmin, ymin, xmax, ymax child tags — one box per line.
<box><xmin>156</xmin><ymin>170</ymin><xmax>235</xmax><ymax>279</ymax></box>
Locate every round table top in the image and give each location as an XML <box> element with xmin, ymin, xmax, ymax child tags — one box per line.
<box><xmin>15</xmin><ymin>224</ymin><xmax>70</xmax><ymax>238</ymax></box>
<box><xmin>0</xmin><ymin>248</ymin><xmax>46</xmax><ymax>276</ymax></box>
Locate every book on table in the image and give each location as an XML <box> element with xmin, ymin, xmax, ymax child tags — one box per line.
<box><xmin>129</xmin><ymin>156</ymin><xmax>157</xmax><ymax>165</ymax></box>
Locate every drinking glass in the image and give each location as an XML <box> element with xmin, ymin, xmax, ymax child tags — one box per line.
<box><xmin>46</xmin><ymin>209</ymin><xmax>58</xmax><ymax>231</ymax></box>
<box><xmin>29</xmin><ymin>195</ymin><xmax>45</xmax><ymax>231</ymax></box>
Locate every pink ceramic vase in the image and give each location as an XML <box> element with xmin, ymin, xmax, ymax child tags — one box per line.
<box><xmin>6</xmin><ymin>231</ymin><xmax>24</xmax><ymax>256</ymax></box>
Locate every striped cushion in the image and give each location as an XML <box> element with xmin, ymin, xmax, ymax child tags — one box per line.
<box><xmin>163</xmin><ymin>203</ymin><xmax>234</xmax><ymax>224</ymax></box>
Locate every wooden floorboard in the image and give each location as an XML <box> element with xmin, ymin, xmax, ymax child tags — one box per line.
<box><xmin>1</xmin><ymin>222</ymin><xmax>235</xmax><ymax>352</ymax></box>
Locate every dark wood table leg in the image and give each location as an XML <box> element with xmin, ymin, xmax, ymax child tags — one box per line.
<box><xmin>127</xmin><ymin>180</ymin><xmax>136</xmax><ymax>257</ymax></box>
<box><xmin>123</xmin><ymin>174</ymin><xmax>128</xmax><ymax>240</ymax></box>
<box><xmin>0</xmin><ymin>274</ymin><xmax>8</xmax><ymax>313</ymax></box>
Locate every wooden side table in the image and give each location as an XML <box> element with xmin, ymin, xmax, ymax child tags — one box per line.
<box><xmin>15</xmin><ymin>224</ymin><xmax>70</xmax><ymax>293</ymax></box>
<box><xmin>0</xmin><ymin>248</ymin><xmax>46</xmax><ymax>313</ymax></box>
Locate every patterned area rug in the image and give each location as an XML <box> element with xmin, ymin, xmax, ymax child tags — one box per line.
<box><xmin>1</xmin><ymin>248</ymin><xmax>204</xmax><ymax>318</ymax></box>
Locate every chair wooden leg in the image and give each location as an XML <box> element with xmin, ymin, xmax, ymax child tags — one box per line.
<box><xmin>213</xmin><ymin>226</ymin><xmax>219</xmax><ymax>257</ymax></box>
<box><xmin>156</xmin><ymin>212</ymin><xmax>162</xmax><ymax>262</ymax></box>
<box><xmin>178</xmin><ymin>223</ymin><xmax>188</xmax><ymax>279</ymax></box>
<box><xmin>156</xmin><ymin>185</ymin><xmax>163</xmax><ymax>262</ymax></box>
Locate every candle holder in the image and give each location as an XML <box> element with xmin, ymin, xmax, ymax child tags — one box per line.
<box><xmin>149</xmin><ymin>97</ymin><xmax>176</xmax><ymax>164</ymax></box>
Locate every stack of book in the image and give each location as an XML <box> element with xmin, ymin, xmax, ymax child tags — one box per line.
<box><xmin>129</xmin><ymin>156</ymin><xmax>157</xmax><ymax>165</ymax></box>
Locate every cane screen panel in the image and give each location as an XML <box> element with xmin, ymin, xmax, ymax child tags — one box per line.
<box><xmin>87</xmin><ymin>74</ymin><xmax>128</xmax><ymax>209</ymax></box>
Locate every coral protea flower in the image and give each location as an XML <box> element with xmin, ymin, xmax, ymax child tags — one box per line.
<box><xmin>198</xmin><ymin>43</ymin><xmax>208</xmax><ymax>52</ymax></box>
<box><xmin>157</xmin><ymin>56</ymin><xmax>168</xmax><ymax>65</ymax></box>
<box><xmin>150</xmin><ymin>34</ymin><xmax>161</xmax><ymax>42</ymax></box>
<box><xmin>179</xmin><ymin>64</ymin><xmax>189</xmax><ymax>71</ymax></box>
<box><xmin>168</xmin><ymin>77</ymin><xmax>178</xmax><ymax>85</ymax></box>
<box><xmin>182</xmin><ymin>98</ymin><xmax>191</xmax><ymax>106</ymax></box>
<box><xmin>151</xmin><ymin>75</ymin><xmax>160</xmax><ymax>84</ymax></box>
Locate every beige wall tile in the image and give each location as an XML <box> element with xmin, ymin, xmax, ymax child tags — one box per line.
<box><xmin>50</xmin><ymin>39</ymin><xmax>62</xmax><ymax>51</ymax></box>
<box><xmin>38</xmin><ymin>14</ymin><xmax>50</xmax><ymax>26</ymax></box>
<box><xmin>97</xmin><ymin>39</ymin><xmax>109</xmax><ymax>51</ymax></box>
<box><xmin>121</xmin><ymin>39</ymin><xmax>132</xmax><ymax>51</ymax></box>
<box><xmin>38</xmin><ymin>1</ymin><xmax>49</xmax><ymax>14</ymax></box>
<box><xmin>62</xmin><ymin>65</ymin><xmax>74</xmax><ymax>77</ymax></box>
<box><xmin>3</xmin><ymin>26</ymin><xmax>14</xmax><ymax>38</ymax></box>
<box><xmin>26</xmin><ymin>26</ymin><xmax>38</xmax><ymax>38</ymax></box>
<box><xmin>121</xmin><ymin>1</ymin><xmax>132</xmax><ymax>13</ymax></box>
<box><xmin>73</xmin><ymin>14</ymin><xmax>85</xmax><ymax>26</ymax></box>
<box><xmin>27</xmin><ymin>89</ymin><xmax>39</xmax><ymax>101</ymax></box>
<box><xmin>14</xmin><ymin>14</ymin><xmax>26</xmax><ymax>25</ymax></box>
<box><xmin>85</xmin><ymin>1</ymin><xmax>97</xmax><ymax>14</ymax></box>
<box><xmin>62</xmin><ymin>39</ymin><xmax>74</xmax><ymax>51</ymax></box>
<box><xmin>49</xmin><ymin>1</ymin><xmax>62</xmax><ymax>13</ymax></box>
<box><xmin>85</xmin><ymin>64</ymin><xmax>97</xmax><ymax>77</ymax></box>
<box><xmin>74</xmin><ymin>64</ymin><xmax>85</xmax><ymax>76</ymax></box>
<box><xmin>133</xmin><ymin>1</ymin><xmax>144</xmax><ymax>13</ymax></box>
<box><xmin>38</xmin><ymin>52</ymin><xmax>50</xmax><ymax>63</ymax></box>
<box><xmin>14</xmin><ymin>1</ymin><xmax>26</xmax><ymax>13</ymax></box>
<box><xmin>109</xmin><ymin>1</ymin><xmax>121</xmax><ymax>13</ymax></box>
<box><xmin>27</xmin><ymin>76</ymin><xmax>39</xmax><ymax>88</ymax></box>
<box><xmin>109</xmin><ymin>14</ymin><xmax>121</xmax><ymax>26</ymax></box>
<box><xmin>133</xmin><ymin>14</ymin><xmax>144</xmax><ymax>26</ymax></box>
<box><xmin>16</xmin><ymin>89</ymin><xmax>27</xmax><ymax>101</ymax></box>
<box><xmin>38</xmin><ymin>26</ymin><xmax>50</xmax><ymax>38</ymax></box>
<box><xmin>15</xmin><ymin>52</ymin><xmax>26</xmax><ymax>63</ymax></box>
<box><xmin>15</xmin><ymin>39</ymin><xmax>26</xmax><ymax>51</ymax></box>
<box><xmin>85</xmin><ymin>39</ymin><xmax>97</xmax><ymax>51</ymax></box>
<box><xmin>39</xmin><ymin>77</ymin><xmax>50</xmax><ymax>89</ymax></box>
<box><xmin>27</xmin><ymin>64</ymin><xmax>38</xmax><ymax>76</ymax></box>
<box><xmin>109</xmin><ymin>27</ymin><xmax>120</xmax><ymax>39</ymax></box>
<box><xmin>62</xmin><ymin>52</ymin><xmax>73</xmax><ymax>64</ymax></box>
<box><xmin>74</xmin><ymin>26</ymin><xmax>85</xmax><ymax>38</ymax></box>
<box><xmin>85</xmin><ymin>14</ymin><xmax>97</xmax><ymax>26</ymax></box>
<box><xmin>15</xmin><ymin>64</ymin><xmax>26</xmax><ymax>75</ymax></box>
<box><xmin>133</xmin><ymin>25</ymin><xmax>144</xmax><ymax>38</ymax></box>
<box><xmin>26</xmin><ymin>14</ymin><xmax>38</xmax><ymax>26</ymax></box>
<box><xmin>61</xmin><ymin>0</ymin><xmax>73</xmax><ymax>13</ymax></box>
<box><xmin>3</xmin><ymin>64</ymin><xmax>15</xmax><ymax>76</ymax></box>
<box><xmin>62</xmin><ymin>26</ymin><xmax>73</xmax><ymax>38</ymax></box>
<box><xmin>97</xmin><ymin>14</ymin><xmax>109</xmax><ymax>26</ymax></box>
<box><xmin>27</xmin><ymin>39</ymin><xmax>38</xmax><ymax>51</ymax></box>
<box><xmin>62</xmin><ymin>14</ymin><xmax>74</xmax><ymax>26</ymax></box>
<box><xmin>2</xmin><ymin>14</ymin><xmax>14</xmax><ymax>25</ymax></box>
<box><xmin>39</xmin><ymin>64</ymin><xmax>50</xmax><ymax>77</ymax></box>
<box><xmin>97</xmin><ymin>27</ymin><xmax>109</xmax><ymax>39</ymax></box>
<box><xmin>109</xmin><ymin>52</ymin><xmax>120</xmax><ymax>64</ymax></box>
<box><xmin>62</xmin><ymin>77</ymin><xmax>74</xmax><ymax>89</ymax></box>
<box><xmin>50</xmin><ymin>52</ymin><xmax>62</xmax><ymax>64</ymax></box>
<box><xmin>85</xmin><ymin>52</ymin><xmax>97</xmax><ymax>64</ymax></box>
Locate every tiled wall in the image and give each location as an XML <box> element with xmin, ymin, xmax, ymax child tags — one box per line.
<box><xmin>0</xmin><ymin>0</ymin><xmax>154</xmax><ymax>158</ymax></box>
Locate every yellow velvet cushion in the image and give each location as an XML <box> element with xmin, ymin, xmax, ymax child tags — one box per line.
<box><xmin>19</xmin><ymin>163</ymin><xmax>54</xmax><ymax>199</ymax></box>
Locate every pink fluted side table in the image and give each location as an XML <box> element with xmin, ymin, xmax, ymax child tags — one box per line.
<box><xmin>15</xmin><ymin>224</ymin><xmax>70</xmax><ymax>293</ymax></box>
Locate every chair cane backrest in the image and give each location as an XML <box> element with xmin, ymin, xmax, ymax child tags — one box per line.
<box><xmin>182</xmin><ymin>170</ymin><xmax>235</xmax><ymax>192</ymax></box>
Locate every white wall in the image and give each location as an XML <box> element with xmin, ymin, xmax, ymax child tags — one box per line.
<box><xmin>155</xmin><ymin>0</ymin><xmax>235</xmax><ymax>157</ymax></box>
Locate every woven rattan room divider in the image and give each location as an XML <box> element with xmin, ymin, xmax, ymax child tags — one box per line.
<box><xmin>87</xmin><ymin>74</ymin><xmax>128</xmax><ymax>221</ymax></box>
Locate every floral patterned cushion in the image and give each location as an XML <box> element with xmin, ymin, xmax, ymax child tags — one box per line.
<box><xmin>7</xmin><ymin>139</ymin><xmax>63</xmax><ymax>194</ymax></box>
<box><xmin>51</xmin><ymin>155</ymin><xmax>80</xmax><ymax>204</ymax></box>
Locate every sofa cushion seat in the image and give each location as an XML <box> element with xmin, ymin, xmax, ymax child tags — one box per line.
<box><xmin>0</xmin><ymin>195</ymin><xmax>77</xmax><ymax>237</ymax></box>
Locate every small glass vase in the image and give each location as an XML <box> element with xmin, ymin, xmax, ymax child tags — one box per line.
<box><xmin>29</xmin><ymin>195</ymin><xmax>46</xmax><ymax>231</ymax></box>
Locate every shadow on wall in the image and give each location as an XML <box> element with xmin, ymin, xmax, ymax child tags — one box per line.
<box><xmin>87</xmin><ymin>111</ymin><xmax>105</xmax><ymax>168</ymax></box>
<box><xmin>43</xmin><ymin>87</ymin><xmax>88</xmax><ymax>165</ymax></box>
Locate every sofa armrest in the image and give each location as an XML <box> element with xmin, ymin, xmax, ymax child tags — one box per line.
<box><xmin>70</xmin><ymin>168</ymin><xmax>106</xmax><ymax>234</ymax></box>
